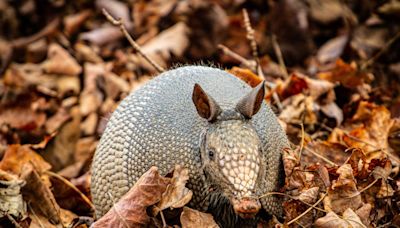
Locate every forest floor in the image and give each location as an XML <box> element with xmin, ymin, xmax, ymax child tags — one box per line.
<box><xmin>1</xmin><ymin>0</ymin><xmax>400</xmax><ymax>227</ymax></box>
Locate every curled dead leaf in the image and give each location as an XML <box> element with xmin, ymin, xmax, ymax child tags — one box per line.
<box><xmin>228</xmin><ymin>67</ymin><xmax>263</xmax><ymax>88</ymax></box>
<box><xmin>21</xmin><ymin>164</ymin><xmax>62</xmax><ymax>225</ymax></box>
<box><xmin>180</xmin><ymin>207</ymin><xmax>218</xmax><ymax>228</ymax></box>
<box><xmin>152</xmin><ymin>165</ymin><xmax>193</xmax><ymax>215</ymax></box>
<box><xmin>315</xmin><ymin>209</ymin><xmax>365</xmax><ymax>228</ymax></box>
<box><xmin>0</xmin><ymin>144</ymin><xmax>51</xmax><ymax>175</ymax></box>
<box><xmin>324</xmin><ymin>164</ymin><xmax>363</xmax><ymax>214</ymax></box>
<box><xmin>92</xmin><ymin>167</ymin><xmax>170</xmax><ymax>227</ymax></box>
<box><xmin>42</xmin><ymin>43</ymin><xmax>82</xmax><ymax>76</ymax></box>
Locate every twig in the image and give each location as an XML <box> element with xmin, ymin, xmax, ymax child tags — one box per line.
<box><xmin>259</xmin><ymin>192</ymin><xmax>327</xmax><ymax>213</ymax></box>
<box><xmin>304</xmin><ymin>147</ymin><xmax>337</xmax><ymax>166</ymax></box>
<box><xmin>159</xmin><ymin>210</ymin><xmax>167</xmax><ymax>228</ymax></box>
<box><xmin>289</xmin><ymin>140</ymin><xmax>337</xmax><ymax>166</ymax></box>
<box><xmin>321</xmin><ymin>124</ymin><xmax>400</xmax><ymax>164</ymax></box>
<box><xmin>242</xmin><ymin>9</ymin><xmax>264</xmax><ymax>78</ymax></box>
<box><xmin>44</xmin><ymin>171</ymin><xmax>95</xmax><ymax>210</ymax></box>
<box><xmin>102</xmin><ymin>9</ymin><xmax>165</xmax><ymax>73</ymax></box>
<box><xmin>287</xmin><ymin>193</ymin><xmax>327</xmax><ymax>225</ymax></box>
<box><xmin>28</xmin><ymin>203</ymin><xmax>45</xmax><ymax>228</ymax></box>
<box><xmin>361</xmin><ymin>30</ymin><xmax>400</xmax><ymax>70</ymax></box>
<box><xmin>218</xmin><ymin>44</ymin><xmax>256</xmax><ymax>70</ymax></box>
<box><xmin>271</xmin><ymin>34</ymin><xmax>289</xmax><ymax>78</ymax></box>
<box><xmin>346</xmin><ymin>178</ymin><xmax>381</xmax><ymax>198</ymax></box>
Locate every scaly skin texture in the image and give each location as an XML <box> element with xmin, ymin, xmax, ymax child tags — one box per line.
<box><xmin>91</xmin><ymin>66</ymin><xmax>289</xmax><ymax>227</ymax></box>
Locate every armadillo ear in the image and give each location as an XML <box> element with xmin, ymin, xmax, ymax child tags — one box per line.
<box><xmin>192</xmin><ymin>83</ymin><xmax>222</xmax><ymax>122</ymax></box>
<box><xmin>236</xmin><ymin>81</ymin><xmax>266</xmax><ymax>119</ymax></box>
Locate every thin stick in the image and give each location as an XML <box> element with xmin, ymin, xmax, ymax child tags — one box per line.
<box><xmin>287</xmin><ymin>193</ymin><xmax>327</xmax><ymax>225</ymax></box>
<box><xmin>272</xmin><ymin>34</ymin><xmax>289</xmax><ymax>78</ymax></box>
<box><xmin>44</xmin><ymin>171</ymin><xmax>95</xmax><ymax>210</ymax></box>
<box><xmin>259</xmin><ymin>192</ymin><xmax>327</xmax><ymax>213</ymax></box>
<box><xmin>289</xmin><ymin>140</ymin><xmax>337</xmax><ymax>166</ymax></box>
<box><xmin>321</xmin><ymin>124</ymin><xmax>400</xmax><ymax>164</ymax></box>
<box><xmin>346</xmin><ymin>178</ymin><xmax>381</xmax><ymax>198</ymax></box>
<box><xmin>304</xmin><ymin>147</ymin><xmax>337</xmax><ymax>166</ymax></box>
<box><xmin>28</xmin><ymin>203</ymin><xmax>45</xmax><ymax>228</ymax></box>
<box><xmin>102</xmin><ymin>9</ymin><xmax>165</xmax><ymax>73</ymax></box>
<box><xmin>361</xmin><ymin>30</ymin><xmax>400</xmax><ymax>70</ymax></box>
<box><xmin>242</xmin><ymin>9</ymin><xmax>263</xmax><ymax>77</ymax></box>
<box><xmin>159</xmin><ymin>210</ymin><xmax>167</xmax><ymax>228</ymax></box>
<box><xmin>218</xmin><ymin>44</ymin><xmax>256</xmax><ymax>70</ymax></box>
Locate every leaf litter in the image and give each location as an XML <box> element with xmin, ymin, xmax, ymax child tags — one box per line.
<box><xmin>1</xmin><ymin>0</ymin><xmax>400</xmax><ymax>227</ymax></box>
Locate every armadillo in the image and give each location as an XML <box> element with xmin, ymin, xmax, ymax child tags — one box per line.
<box><xmin>91</xmin><ymin>66</ymin><xmax>289</xmax><ymax>227</ymax></box>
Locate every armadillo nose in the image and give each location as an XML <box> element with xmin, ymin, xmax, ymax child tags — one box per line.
<box><xmin>232</xmin><ymin>197</ymin><xmax>261</xmax><ymax>219</ymax></box>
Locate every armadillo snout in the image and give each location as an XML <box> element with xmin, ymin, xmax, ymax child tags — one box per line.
<box><xmin>232</xmin><ymin>197</ymin><xmax>261</xmax><ymax>218</ymax></box>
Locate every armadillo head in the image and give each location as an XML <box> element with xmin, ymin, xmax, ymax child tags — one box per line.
<box><xmin>192</xmin><ymin>81</ymin><xmax>266</xmax><ymax>219</ymax></box>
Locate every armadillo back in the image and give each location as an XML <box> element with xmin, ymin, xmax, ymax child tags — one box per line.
<box><xmin>91</xmin><ymin>66</ymin><xmax>288</xmax><ymax>217</ymax></box>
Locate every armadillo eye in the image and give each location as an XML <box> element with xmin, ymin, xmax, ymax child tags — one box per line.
<box><xmin>208</xmin><ymin>150</ymin><xmax>215</xmax><ymax>160</ymax></box>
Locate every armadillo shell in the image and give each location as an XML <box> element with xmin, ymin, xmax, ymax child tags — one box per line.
<box><xmin>91</xmin><ymin>66</ymin><xmax>288</xmax><ymax>222</ymax></box>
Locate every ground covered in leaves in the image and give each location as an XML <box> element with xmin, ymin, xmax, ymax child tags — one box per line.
<box><xmin>1</xmin><ymin>0</ymin><xmax>400</xmax><ymax>227</ymax></box>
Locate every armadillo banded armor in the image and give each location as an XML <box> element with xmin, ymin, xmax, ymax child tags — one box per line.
<box><xmin>91</xmin><ymin>66</ymin><xmax>288</xmax><ymax>223</ymax></box>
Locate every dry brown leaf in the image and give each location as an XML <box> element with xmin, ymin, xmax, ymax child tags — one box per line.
<box><xmin>298</xmin><ymin>187</ymin><xmax>319</xmax><ymax>204</ymax></box>
<box><xmin>317</xmin><ymin>35</ymin><xmax>349</xmax><ymax>64</ymax></box>
<box><xmin>92</xmin><ymin>167</ymin><xmax>170</xmax><ymax>228</ymax></box>
<box><xmin>74</xmin><ymin>136</ymin><xmax>97</xmax><ymax>162</ymax></box>
<box><xmin>351</xmin><ymin>25</ymin><xmax>388</xmax><ymax>59</ymax></box>
<box><xmin>0</xmin><ymin>144</ymin><xmax>51</xmax><ymax>175</ymax></box>
<box><xmin>63</xmin><ymin>10</ymin><xmax>92</xmax><ymax>37</ymax></box>
<box><xmin>175</xmin><ymin>0</ymin><xmax>228</xmax><ymax>58</ymax></box>
<box><xmin>21</xmin><ymin>164</ymin><xmax>61</xmax><ymax>225</ymax></box>
<box><xmin>320</xmin><ymin>102</ymin><xmax>343</xmax><ymax>126</ymax></box>
<box><xmin>228</xmin><ymin>67</ymin><xmax>263</xmax><ymax>88</ymax></box>
<box><xmin>43</xmin><ymin>107</ymin><xmax>81</xmax><ymax>171</ymax></box>
<box><xmin>344</xmin><ymin>148</ymin><xmax>369</xmax><ymax>179</ymax></box>
<box><xmin>355</xmin><ymin>203</ymin><xmax>371</xmax><ymax>226</ymax></box>
<box><xmin>48</xmin><ymin>171</ymin><xmax>94</xmax><ymax>216</ymax></box>
<box><xmin>153</xmin><ymin>165</ymin><xmax>193</xmax><ymax>215</ymax></box>
<box><xmin>45</xmin><ymin>107</ymin><xmax>71</xmax><ymax>134</ymax></box>
<box><xmin>309</xmin><ymin>0</ymin><xmax>349</xmax><ymax>24</ymax></box>
<box><xmin>282</xmin><ymin>147</ymin><xmax>299</xmax><ymax>177</ymax></box>
<box><xmin>373</xmin><ymin>160</ymin><xmax>394</xmax><ymax>198</ymax></box>
<box><xmin>96</xmin><ymin>0</ymin><xmax>132</xmax><ymax>27</ymax></box>
<box><xmin>81</xmin><ymin>112</ymin><xmax>98</xmax><ymax>136</ymax></box>
<box><xmin>318</xmin><ymin>59</ymin><xmax>373</xmax><ymax>89</ymax></box>
<box><xmin>303</xmin><ymin>141</ymin><xmax>348</xmax><ymax>167</ymax></box>
<box><xmin>180</xmin><ymin>207</ymin><xmax>219</xmax><ymax>228</ymax></box>
<box><xmin>0</xmin><ymin>106</ymin><xmax>46</xmax><ymax>131</ymax></box>
<box><xmin>42</xmin><ymin>43</ymin><xmax>82</xmax><ymax>76</ymax></box>
<box><xmin>131</xmin><ymin>22</ymin><xmax>190</xmax><ymax>71</ymax></box>
<box><xmin>345</xmin><ymin>102</ymin><xmax>394</xmax><ymax>161</ymax></box>
<box><xmin>315</xmin><ymin>209</ymin><xmax>365</xmax><ymax>228</ymax></box>
<box><xmin>103</xmin><ymin>71</ymin><xmax>130</xmax><ymax>100</ymax></box>
<box><xmin>279</xmin><ymin>94</ymin><xmax>318</xmax><ymax>125</ymax></box>
<box><xmin>80</xmin><ymin>26</ymin><xmax>123</xmax><ymax>46</ymax></box>
<box><xmin>74</xmin><ymin>42</ymin><xmax>103</xmax><ymax>63</ymax></box>
<box><xmin>324</xmin><ymin>164</ymin><xmax>363</xmax><ymax>214</ymax></box>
